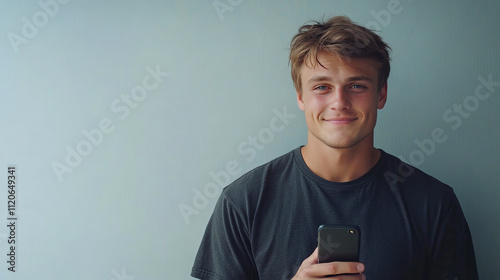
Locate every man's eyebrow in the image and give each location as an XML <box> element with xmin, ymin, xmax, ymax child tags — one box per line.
<box><xmin>305</xmin><ymin>76</ymin><xmax>332</xmax><ymax>84</ymax></box>
<box><xmin>346</xmin><ymin>76</ymin><xmax>375</xmax><ymax>83</ymax></box>
<box><xmin>306</xmin><ymin>75</ymin><xmax>375</xmax><ymax>84</ymax></box>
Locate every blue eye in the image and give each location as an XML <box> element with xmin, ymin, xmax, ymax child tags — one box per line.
<box><xmin>315</xmin><ymin>86</ymin><xmax>329</xmax><ymax>90</ymax></box>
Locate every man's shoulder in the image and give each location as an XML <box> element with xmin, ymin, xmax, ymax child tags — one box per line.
<box><xmin>381</xmin><ymin>150</ymin><xmax>455</xmax><ymax>201</ymax></box>
<box><xmin>221</xmin><ymin>147</ymin><xmax>300</xmax><ymax>197</ymax></box>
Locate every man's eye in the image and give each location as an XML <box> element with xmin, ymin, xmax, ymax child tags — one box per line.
<box><xmin>351</xmin><ymin>84</ymin><xmax>365</xmax><ymax>89</ymax></box>
<box><xmin>315</xmin><ymin>86</ymin><xmax>329</xmax><ymax>90</ymax></box>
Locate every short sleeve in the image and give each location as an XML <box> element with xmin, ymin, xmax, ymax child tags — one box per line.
<box><xmin>191</xmin><ymin>191</ymin><xmax>258</xmax><ymax>280</ymax></box>
<box><xmin>426</xmin><ymin>191</ymin><xmax>479</xmax><ymax>279</ymax></box>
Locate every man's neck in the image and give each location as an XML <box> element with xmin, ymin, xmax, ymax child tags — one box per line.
<box><xmin>300</xmin><ymin>138</ymin><xmax>381</xmax><ymax>183</ymax></box>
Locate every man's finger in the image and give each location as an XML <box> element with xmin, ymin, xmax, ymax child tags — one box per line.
<box><xmin>299</xmin><ymin>247</ymin><xmax>319</xmax><ymax>268</ymax></box>
<box><xmin>314</xmin><ymin>261</ymin><xmax>365</xmax><ymax>277</ymax></box>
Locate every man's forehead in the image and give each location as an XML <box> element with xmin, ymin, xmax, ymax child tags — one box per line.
<box><xmin>306</xmin><ymin>51</ymin><xmax>377</xmax><ymax>69</ymax></box>
<box><xmin>301</xmin><ymin>53</ymin><xmax>378</xmax><ymax>83</ymax></box>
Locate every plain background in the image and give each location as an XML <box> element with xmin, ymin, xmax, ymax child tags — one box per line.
<box><xmin>0</xmin><ymin>0</ymin><xmax>498</xmax><ymax>279</ymax></box>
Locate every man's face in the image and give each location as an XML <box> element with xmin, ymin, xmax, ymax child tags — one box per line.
<box><xmin>297</xmin><ymin>51</ymin><xmax>387</xmax><ymax>150</ymax></box>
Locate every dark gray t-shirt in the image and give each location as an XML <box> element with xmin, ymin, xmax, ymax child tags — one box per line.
<box><xmin>191</xmin><ymin>147</ymin><xmax>478</xmax><ymax>279</ymax></box>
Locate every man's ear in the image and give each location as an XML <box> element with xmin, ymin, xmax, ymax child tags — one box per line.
<box><xmin>297</xmin><ymin>91</ymin><xmax>305</xmax><ymax>111</ymax></box>
<box><xmin>377</xmin><ymin>83</ymin><xmax>388</xmax><ymax>109</ymax></box>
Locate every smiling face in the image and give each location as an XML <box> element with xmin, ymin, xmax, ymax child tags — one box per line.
<box><xmin>297</xmin><ymin>51</ymin><xmax>387</xmax><ymax>151</ymax></box>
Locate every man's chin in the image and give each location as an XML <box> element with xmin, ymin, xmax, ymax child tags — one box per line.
<box><xmin>321</xmin><ymin>140</ymin><xmax>358</xmax><ymax>150</ymax></box>
<box><xmin>319</xmin><ymin>135</ymin><xmax>370</xmax><ymax>150</ymax></box>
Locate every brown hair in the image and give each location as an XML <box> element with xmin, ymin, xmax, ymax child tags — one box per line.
<box><xmin>289</xmin><ymin>16</ymin><xmax>391</xmax><ymax>93</ymax></box>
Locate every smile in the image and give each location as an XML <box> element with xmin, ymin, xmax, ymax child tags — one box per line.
<box><xmin>324</xmin><ymin>117</ymin><xmax>358</xmax><ymax>125</ymax></box>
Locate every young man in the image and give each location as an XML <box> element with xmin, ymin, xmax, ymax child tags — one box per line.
<box><xmin>191</xmin><ymin>16</ymin><xmax>478</xmax><ymax>279</ymax></box>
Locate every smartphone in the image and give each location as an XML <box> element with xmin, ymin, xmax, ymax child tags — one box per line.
<box><xmin>317</xmin><ymin>225</ymin><xmax>360</xmax><ymax>263</ymax></box>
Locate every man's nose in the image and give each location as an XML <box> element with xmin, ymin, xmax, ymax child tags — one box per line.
<box><xmin>329</xmin><ymin>87</ymin><xmax>350</xmax><ymax>111</ymax></box>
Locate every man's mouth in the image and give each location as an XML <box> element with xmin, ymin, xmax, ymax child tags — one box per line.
<box><xmin>324</xmin><ymin>117</ymin><xmax>358</xmax><ymax>125</ymax></box>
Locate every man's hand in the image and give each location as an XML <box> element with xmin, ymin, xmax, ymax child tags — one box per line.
<box><xmin>292</xmin><ymin>247</ymin><xmax>366</xmax><ymax>279</ymax></box>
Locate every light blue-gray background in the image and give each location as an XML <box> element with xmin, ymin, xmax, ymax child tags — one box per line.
<box><xmin>0</xmin><ymin>0</ymin><xmax>498</xmax><ymax>279</ymax></box>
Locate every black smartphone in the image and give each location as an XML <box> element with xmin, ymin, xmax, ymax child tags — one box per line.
<box><xmin>317</xmin><ymin>225</ymin><xmax>360</xmax><ymax>263</ymax></box>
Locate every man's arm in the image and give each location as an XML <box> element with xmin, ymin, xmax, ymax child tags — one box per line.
<box><xmin>426</xmin><ymin>192</ymin><xmax>479</xmax><ymax>280</ymax></box>
<box><xmin>191</xmin><ymin>192</ymin><xmax>258</xmax><ymax>280</ymax></box>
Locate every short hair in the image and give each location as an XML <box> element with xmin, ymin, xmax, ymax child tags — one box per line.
<box><xmin>289</xmin><ymin>16</ymin><xmax>391</xmax><ymax>93</ymax></box>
